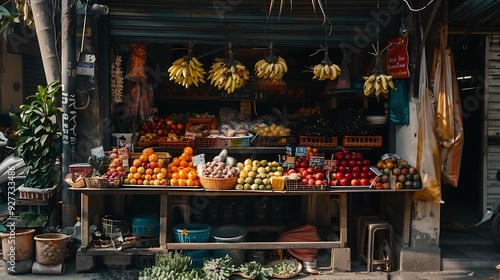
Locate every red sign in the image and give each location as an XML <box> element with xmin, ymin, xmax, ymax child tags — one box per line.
<box><xmin>387</xmin><ymin>37</ymin><xmax>410</xmax><ymax>79</ymax></box>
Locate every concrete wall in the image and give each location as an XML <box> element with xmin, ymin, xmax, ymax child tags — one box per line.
<box><xmin>0</xmin><ymin>38</ymin><xmax>23</xmax><ymax>113</ymax></box>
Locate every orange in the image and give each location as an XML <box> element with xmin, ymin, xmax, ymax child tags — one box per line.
<box><xmin>127</xmin><ymin>173</ymin><xmax>134</xmax><ymax>180</ymax></box>
<box><xmin>178</xmin><ymin>178</ymin><xmax>186</xmax><ymax>186</ymax></box>
<box><xmin>157</xmin><ymin>173</ymin><xmax>165</xmax><ymax>180</ymax></box>
<box><xmin>139</xmin><ymin>154</ymin><xmax>149</xmax><ymax>162</ymax></box>
<box><xmin>129</xmin><ymin>178</ymin><xmax>137</xmax><ymax>185</ymax></box>
<box><xmin>170</xmin><ymin>166</ymin><xmax>178</xmax><ymax>173</ymax></box>
<box><xmin>133</xmin><ymin>172</ymin><xmax>142</xmax><ymax>180</ymax></box>
<box><xmin>148</xmin><ymin>153</ymin><xmax>158</xmax><ymax>162</ymax></box>
<box><xmin>193</xmin><ymin>179</ymin><xmax>199</xmax><ymax>186</ymax></box>
<box><xmin>144</xmin><ymin>174</ymin><xmax>152</xmax><ymax>181</ymax></box>
<box><xmin>312</xmin><ymin>148</ymin><xmax>318</xmax><ymax>154</ymax></box>
<box><xmin>170</xmin><ymin>178</ymin><xmax>178</xmax><ymax>186</ymax></box>
<box><xmin>137</xmin><ymin>166</ymin><xmax>145</xmax><ymax>174</ymax></box>
<box><xmin>172</xmin><ymin>172</ymin><xmax>180</xmax><ymax>179</ymax></box>
<box><xmin>142</xmin><ymin>147</ymin><xmax>154</xmax><ymax>155</ymax></box>
<box><xmin>160</xmin><ymin>179</ymin><xmax>168</xmax><ymax>186</ymax></box>
<box><xmin>178</xmin><ymin>169</ymin><xmax>188</xmax><ymax>179</ymax></box>
<box><xmin>157</xmin><ymin>159</ymin><xmax>164</xmax><ymax>168</ymax></box>
<box><xmin>183</xmin><ymin>146</ymin><xmax>193</xmax><ymax>156</ymax></box>
<box><xmin>161</xmin><ymin>168</ymin><xmax>168</xmax><ymax>175</ymax></box>
<box><xmin>153</xmin><ymin>167</ymin><xmax>161</xmax><ymax>174</ymax></box>
<box><xmin>188</xmin><ymin>161</ymin><xmax>194</xmax><ymax>168</ymax></box>
<box><xmin>136</xmin><ymin>179</ymin><xmax>143</xmax><ymax>185</ymax></box>
<box><xmin>180</xmin><ymin>160</ymin><xmax>188</xmax><ymax>167</ymax></box>
<box><xmin>133</xmin><ymin>159</ymin><xmax>142</xmax><ymax>167</ymax></box>
<box><xmin>146</xmin><ymin>168</ymin><xmax>154</xmax><ymax>175</ymax></box>
<box><xmin>187</xmin><ymin>171</ymin><xmax>197</xmax><ymax>180</ymax></box>
<box><xmin>186</xmin><ymin>178</ymin><xmax>194</xmax><ymax>186</ymax></box>
<box><xmin>172</xmin><ymin>157</ymin><xmax>180</xmax><ymax>166</ymax></box>
<box><xmin>129</xmin><ymin>166</ymin><xmax>137</xmax><ymax>173</ymax></box>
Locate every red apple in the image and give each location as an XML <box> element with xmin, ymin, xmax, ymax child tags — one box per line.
<box><xmin>307</xmin><ymin>167</ymin><xmax>315</xmax><ymax>174</ymax></box>
<box><xmin>335</xmin><ymin>152</ymin><xmax>344</xmax><ymax>161</ymax></box>
<box><xmin>315</xmin><ymin>180</ymin><xmax>323</xmax><ymax>186</ymax></box>
<box><xmin>361</xmin><ymin>166</ymin><xmax>370</xmax><ymax>173</ymax></box>
<box><xmin>344</xmin><ymin>166</ymin><xmax>352</xmax><ymax>173</ymax></box>
<box><xmin>352</xmin><ymin>166</ymin><xmax>360</xmax><ymax>174</ymax></box>
<box><xmin>367</xmin><ymin>171</ymin><xmax>375</xmax><ymax>179</ymax></box>
<box><xmin>348</xmin><ymin>160</ymin><xmax>356</xmax><ymax>167</ymax></box>
<box><xmin>305</xmin><ymin>174</ymin><xmax>313</xmax><ymax>180</ymax></box>
<box><xmin>356</xmin><ymin>153</ymin><xmax>364</xmax><ymax>160</ymax></box>
<box><xmin>314</xmin><ymin>173</ymin><xmax>324</xmax><ymax>180</ymax></box>
<box><xmin>339</xmin><ymin>178</ymin><xmax>349</xmax><ymax>186</ymax></box>
<box><xmin>342</xmin><ymin>148</ymin><xmax>350</xmax><ymax>155</ymax></box>
<box><xmin>301</xmin><ymin>170</ymin><xmax>309</xmax><ymax>178</ymax></box>
<box><xmin>341</xmin><ymin>160</ymin><xmax>348</xmax><ymax>167</ymax></box>
<box><xmin>344</xmin><ymin>154</ymin><xmax>351</xmax><ymax>161</ymax></box>
<box><xmin>338</xmin><ymin>166</ymin><xmax>345</xmax><ymax>173</ymax></box>
<box><xmin>360</xmin><ymin>178</ymin><xmax>370</xmax><ymax>186</ymax></box>
<box><xmin>330</xmin><ymin>172</ymin><xmax>337</xmax><ymax>180</ymax></box>
<box><xmin>363</xmin><ymin>159</ymin><xmax>370</xmax><ymax>166</ymax></box>
<box><xmin>359</xmin><ymin>172</ymin><xmax>367</xmax><ymax>179</ymax></box>
<box><xmin>351</xmin><ymin>179</ymin><xmax>360</xmax><ymax>186</ymax></box>
<box><xmin>344</xmin><ymin>173</ymin><xmax>353</xmax><ymax>181</ymax></box>
<box><xmin>301</xmin><ymin>178</ymin><xmax>308</xmax><ymax>185</ymax></box>
<box><xmin>351</xmin><ymin>172</ymin><xmax>359</xmax><ymax>179</ymax></box>
<box><xmin>300</xmin><ymin>161</ymin><xmax>309</xmax><ymax>168</ymax></box>
<box><xmin>308</xmin><ymin>179</ymin><xmax>315</xmax><ymax>186</ymax></box>
<box><xmin>322</xmin><ymin>179</ymin><xmax>328</xmax><ymax>185</ymax></box>
<box><xmin>356</xmin><ymin>160</ymin><xmax>363</xmax><ymax>167</ymax></box>
<box><xmin>329</xmin><ymin>180</ymin><xmax>337</xmax><ymax>186</ymax></box>
<box><xmin>336</xmin><ymin>172</ymin><xmax>344</xmax><ymax>180</ymax></box>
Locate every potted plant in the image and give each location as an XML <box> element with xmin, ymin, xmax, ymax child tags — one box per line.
<box><xmin>9</xmin><ymin>81</ymin><xmax>62</xmax><ymax>200</ymax></box>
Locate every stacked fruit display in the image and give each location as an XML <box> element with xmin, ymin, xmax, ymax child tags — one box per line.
<box><xmin>125</xmin><ymin>148</ymin><xmax>168</xmax><ymax>186</ymax></box>
<box><xmin>283</xmin><ymin>156</ymin><xmax>328</xmax><ymax>187</ymax></box>
<box><xmin>252</xmin><ymin>123</ymin><xmax>291</xmax><ymax>137</ymax></box>
<box><xmin>376</xmin><ymin>155</ymin><xmax>422</xmax><ymax>189</ymax></box>
<box><xmin>235</xmin><ymin>159</ymin><xmax>283</xmax><ymax>190</ymax></box>
<box><xmin>98</xmin><ymin>148</ymin><xmax>128</xmax><ymax>186</ymax></box>
<box><xmin>166</xmin><ymin>147</ymin><xmax>199</xmax><ymax>187</ymax></box>
<box><xmin>139</xmin><ymin>113</ymin><xmax>188</xmax><ymax>140</ymax></box>
<box><xmin>330</xmin><ymin>148</ymin><xmax>375</xmax><ymax>186</ymax></box>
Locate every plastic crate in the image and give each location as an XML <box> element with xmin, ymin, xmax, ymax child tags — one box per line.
<box><xmin>195</xmin><ymin>137</ymin><xmax>215</xmax><ymax>147</ymax></box>
<box><xmin>157</xmin><ymin>139</ymin><xmax>189</xmax><ymax>148</ymax></box>
<box><xmin>342</xmin><ymin>135</ymin><xmax>382</xmax><ymax>147</ymax></box>
<box><xmin>253</xmin><ymin>136</ymin><xmax>297</xmax><ymax>147</ymax></box>
<box><xmin>173</xmin><ymin>223</ymin><xmax>211</xmax><ymax>243</ymax></box>
<box><xmin>132</xmin><ymin>214</ymin><xmax>160</xmax><ymax>235</ymax></box>
<box><xmin>213</xmin><ymin>137</ymin><xmax>251</xmax><ymax>147</ymax></box>
<box><xmin>133</xmin><ymin>255</ymin><xmax>156</xmax><ymax>268</ymax></box>
<box><xmin>299</xmin><ymin>136</ymin><xmax>338</xmax><ymax>147</ymax></box>
<box><xmin>285</xmin><ymin>179</ymin><xmax>327</xmax><ymax>191</ymax></box>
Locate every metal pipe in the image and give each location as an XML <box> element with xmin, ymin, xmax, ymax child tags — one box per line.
<box><xmin>61</xmin><ymin>0</ymin><xmax>78</xmax><ymax>228</ymax></box>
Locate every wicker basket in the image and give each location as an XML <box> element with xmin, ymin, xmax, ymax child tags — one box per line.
<box><xmin>199</xmin><ymin>177</ymin><xmax>237</xmax><ymax>190</ymax></box>
<box><xmin>84</xmin><ymin>177</ymin><xmax>109</xmax><ymax>188</ymax></box>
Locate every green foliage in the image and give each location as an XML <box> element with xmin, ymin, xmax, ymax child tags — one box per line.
<box><xmin>10</xmin><ymin>81</ymin><xmax>62</xmax><ymax>189</ymax></box>
<box><xmin>202</xmin><ymin>255</ymin><xmax>234</xmax><ymax>280</ymax></box>
<box><xmin>0</xmin><ymin>5</ymin><xmax>19</xmax><ymax>39</ymax></box>
<box><xmin>238</xmin><ymin>261</ymin><xmax>272</xmax><ymax>280</ymax></box>
<box><xmin>18</xmin><ymin>211</ymin><xmax>48</xmax><ymax>227</ymax></box>
<box><xmin>139</xmin><ymin>252</ymin><xmax>203</xmax><ymax>280</ymax></box>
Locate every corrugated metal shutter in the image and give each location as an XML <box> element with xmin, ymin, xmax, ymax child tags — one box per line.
<box><xmin>106</xmin><ymin>0</ymin><xmax>397</xmax><ymax>47</ymax></box>
<box><xmin>22</xmin><ymin>55</ymin><xmax>45</xmax><ymax>99</ymax></box>
<box><xmin>485</xmin><ymin>35</ymin><xmax>500</xmax><ymax>211</ymax></box>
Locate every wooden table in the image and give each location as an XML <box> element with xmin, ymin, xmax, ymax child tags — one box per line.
<box><xmin>70</xmin><ymin>186</ymin><xmax>418</xmax><ymax>271</ymax></box>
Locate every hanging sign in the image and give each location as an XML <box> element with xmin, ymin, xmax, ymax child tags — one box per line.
<box><xmin>219</xmin><ymin>88</ymin><xmax>266</xmax><ymax>101</ymax></box>
<box><xmin>387</xmin><ymin>37</ymin><xmax>410</xmax><ymax>79</ymax></box>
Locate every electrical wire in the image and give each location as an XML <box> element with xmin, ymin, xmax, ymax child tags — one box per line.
<box><xmin>403</xmin><ymin>0</ymin><xmax>435</xmax><ymax>12</ymax></box>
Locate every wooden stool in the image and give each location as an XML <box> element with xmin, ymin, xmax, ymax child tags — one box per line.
<box><xmin>356</xmin><ymin>215</ymin><xmax>379</xmax><ymax>261</ymax></box>
<box><xmin>359</xmin><ymin>219</ymin><xmax>393</xmax><ymax>272</ymax></box>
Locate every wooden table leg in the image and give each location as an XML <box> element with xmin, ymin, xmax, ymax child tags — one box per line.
<box><xmin>81</xmin><ymin>193</ymin><xmax>89</xmax><ymax>248</ymax></box>
<box><xmin>402</xmin><ymin>191</ymin><xmax>411</xmax><ymax>247</ymax></box>
<box><xmin>339</xmin><ymin>193</ymin><xmax>347</xmax><ymax>246</ymax></box>
<box><xmin>160</xmin><ymin>193</ymin><xmax>168</xmax><ymax>249</ymax></box>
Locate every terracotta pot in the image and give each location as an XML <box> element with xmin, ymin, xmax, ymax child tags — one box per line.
<box><xmin>0</xmin><ymin>228</ymin><xmax>35</xmax><ymax>261</ymax></box>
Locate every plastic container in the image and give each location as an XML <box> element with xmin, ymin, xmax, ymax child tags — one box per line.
<box><xmin>173</xmin><ymin>223</ymin><xmax>211</xmax><ymax>243</ymax></box>
<box><xmin>101</xmin><ymin>215</ymin><xmax>130</xmax><ymax>234</ymax></box>
<box><xmin>34</xmin><ymin>233</ymin><xmax>67</xmax><ymax>265</ymax></box>
<box><xmin>211</xmin><ymin>225</ymin><xmax>247</xmax><ymax>265</ymax></box>
<box><xmin>184</xmin><ymin>250</ymin><xmax>210</xmax><ymax>268</ymax></box>
<box><xmin>132</xmin><ymin>214</ymin><xmax>160</xmax><ymax>235</ymax></box>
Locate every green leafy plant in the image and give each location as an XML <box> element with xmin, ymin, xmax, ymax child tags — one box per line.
<box><xmin>10</xmin><ymin>81</ymin><xmax>62</xmax><ymax>189</ymax></box>
<box><xmin>0</xmin><ymin>5</ymin><xmax>19</xmax><ymax>38</ymax></box>
<box><xmin>139</xmin><ymin>252</ymin><xmax>204</xmax><ymax>280</ymax></box>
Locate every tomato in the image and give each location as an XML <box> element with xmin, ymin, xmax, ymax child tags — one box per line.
<box><xmin>176</xmin><ymin>123</ymin><xmax>184</xmax><ymax>130</ymax></box>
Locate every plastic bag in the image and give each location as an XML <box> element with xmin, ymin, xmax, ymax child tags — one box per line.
<box><xmin>439</xmin><ymin>41</ymin><xmax>464</xmax><ymax>187</ymax></box>
<box><xmin>413</xmin><ymin>42</ymin><xmax>443</xmax><ymax>203</ymax></box>
<box><xmin>389</xmin><ymin>79</ymin><xmax>409</xmax><ymax>125</ymax></box>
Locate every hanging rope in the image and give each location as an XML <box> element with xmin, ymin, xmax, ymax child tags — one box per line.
<box><xmin>402</xmin><ymin>0</ymin><xmax>435</xmax><ymax>12</ymax></box>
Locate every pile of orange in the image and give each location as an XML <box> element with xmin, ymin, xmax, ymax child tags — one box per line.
<box><xmin>167</xmin><ymin>146</ymin><xmax>199</xmax><ymax>186</ymax></box>
<box><xmin>125</xmin><ymin>147</ymin><xmax>168</xmax><ymax>186</ymax></box>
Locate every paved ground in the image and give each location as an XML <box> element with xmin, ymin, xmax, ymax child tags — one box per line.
<box><xmin>0</xmin><ymin>261</ymin><xmax>498</xmax><ymax>280</ymax></box>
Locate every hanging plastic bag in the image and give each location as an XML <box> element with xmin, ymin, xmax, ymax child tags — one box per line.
<box><xmin>434</xmin><ymin>29</ymin><xmax>454</xmax><ymax>148</ymax></box>
<box><xmin>440</xmin><ymin>46</ymin><xmax>464</xmax><ymax>187</ymax></box>
<box><xmin>413</xmin><ymin>42</ymin><xmax>443</xmax><ymax>203</ymax></box>
<box><xmin>389</xmin><ymin>79</ymin><xmax>409</xmax><ymax>125</ymax></box>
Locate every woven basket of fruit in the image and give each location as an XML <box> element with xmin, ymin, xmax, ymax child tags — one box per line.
<box><xmin>265</xmin><ymin>259</ymin><xmax>302</xmax><ymax>279</ymax></box>
<box><xmin>199</xmin><ymin>176</ymin><xmax>237</xmax><ymax>190</ymax></box>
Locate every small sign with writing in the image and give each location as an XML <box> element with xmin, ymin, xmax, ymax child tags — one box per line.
<box><xmin>184</xmin><ymin>131</ymin><xmax>196</xmax><ymax>140</ymax></box>
<box><xmin>76</xmin><ymin>61</ymin><xmax>95</xmax><ymax>76</ymax></box>
<box><xmin>387</xmin><ymin>37</ymin><xmax>410</xmax><ymax>79</ymax></box>
<box><xmin>192</xmin><ymin>154</ymin><xmax>205</xmax><ymax>166</ymax></box>
<box><xmin>323</xmin><ymin>159</ymin><xmax>336</xmax><ymax>171</ymax></box>
<box><xmin>91</xmin><ymin>146</ymin><xmax>105</xmax><ymax>158</ymax></box>
<box><xmin>282</xmin><ymin>156</ymin><xmax>295</xmax><ymax>169</ymax></box>
<box><xmin>309</xmin><ymin>156</ymin><xmax>325</xmax><ymax>167</ymax></box>
<box><xmin>295</xmin><ymin>146</ymin><xmax>307</xmax><ymax>157</ymax></box>
<box><xmin>219</xmin><ymin>88</ymin><xmax>266</xmax><ymax>101</ymax></box>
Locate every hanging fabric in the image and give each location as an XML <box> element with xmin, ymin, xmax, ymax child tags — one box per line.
<box><xmin>413</xmin><ymin>40</ymin><xmax>443</xmax><ymax>203</ymax></box>
<box><xmin>389</xmin><ymin>79</ymin><xmax>409</xmax><ymax>125</ymax></box>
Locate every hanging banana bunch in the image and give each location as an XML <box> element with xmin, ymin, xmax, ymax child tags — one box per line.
<box><xmin>307</xmin><ymin>45</ymin><xmax>341</xmax><ymax>81</ymax></box>
<box><xmin>167</xmin><ymin>42</ymin><xmax>206</xmax><ymax>89</ymax></box>
<box><xmin>254</xmin><ymin>43</ymin><xmax>288</xmax><ymax>80</ymax></box>
<box><xmin>207</xmin><ymin>43</ymin><xmax>250</xmax><ymax>94</ymax></box>
<box><xmin>363</xmin><ymin>73</ymin><xmax>395</xmax><ymax>98</ymax></box>
<box><xmin>363</xmin><ymin>43</ymin><xmax>396</xmax><ymax>99</ymax></box>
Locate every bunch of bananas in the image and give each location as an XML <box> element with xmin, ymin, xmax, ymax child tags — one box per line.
<box><xmin>254</xmin><ymin>47</ymin><xmax>288</xmax><ymax>80</ymax></box>
<box><xmin>207</xmin><ymin>52</ymin><xmax>250</xmax><ymax>94</ymax></box>
<box><xmin>363</xmin><ymin>74</ymin><xmax>395</xmax><ymax>98</ymax></box>
<box><xmin>310</xmin><ymin>63</ymin><xmax>341</xmax><ymax>81</ymax></box>
<box><xmin>168</xmin><ymin>43</ymin><xmax>206</xmax><ymax>88</ymax></box>
<box><xmin>307</xmin><ymin>47</ymin><xmax>341</xmax><ymax>81</ymax></box>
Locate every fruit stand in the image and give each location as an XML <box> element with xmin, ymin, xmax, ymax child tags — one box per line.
<box><xmin>71</xmin><ymin>182</ymin><xmax>419</xmax><ymax>272</ymax></box>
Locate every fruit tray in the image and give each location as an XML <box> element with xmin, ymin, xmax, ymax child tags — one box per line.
<box><xmin>253</xmin><ymin>136</ymin><xmax>297</xmax><ymax>147</ymax></box>
<box><xmin>285</xmin><ymin>179</ymin><xmax>328</xmax><ymax>191</ymax></box>
<box><xmin>342</xmin><ymin>135</ymin><xmax>382</xmax><ymax>147</ymax></box>
<box><xmin>299</xmin><ymin>136</ymin><xmax>338</xmax><ymax>147</ymax></box>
